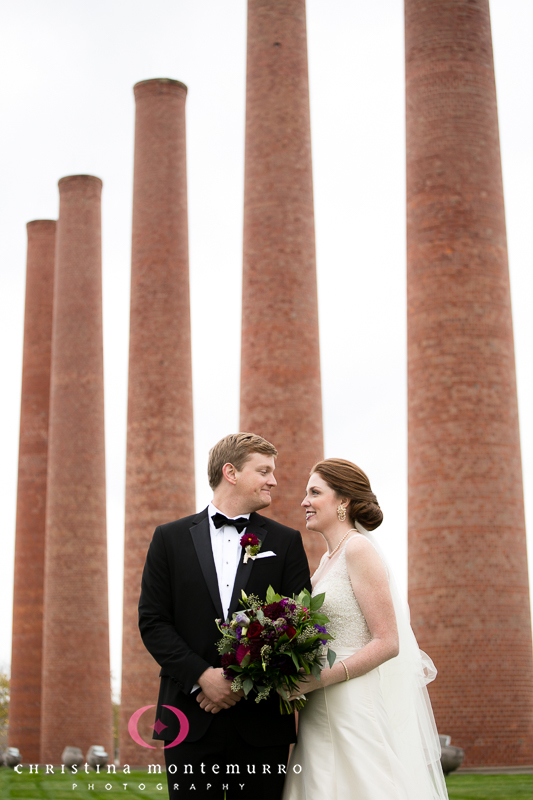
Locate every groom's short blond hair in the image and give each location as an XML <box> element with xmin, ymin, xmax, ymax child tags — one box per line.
<box><xmin>208</xmin><ymin>433</ymin><xmax>278</xmax><ymax>489</ymax></box>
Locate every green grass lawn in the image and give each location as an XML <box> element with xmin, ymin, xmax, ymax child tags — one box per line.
<box><xmin>446</xmin><ymin>774</ymin><xmax>533</xmax><ymax>799</ymax></box>
<box><xmin>2</xmin><ymin>769</ymin><xmax>533</xmax><ymax>799</ymax></box>
<box><xmin>0</xmin><ymin>768</ymin><xmax>166</xmax><ymax>798</ymax></box>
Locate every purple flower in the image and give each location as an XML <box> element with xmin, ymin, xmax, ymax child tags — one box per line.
<box><xmin>315</xmin><ymin>624</ymin><xmax>328</xmax><ymax>645</ymax></box>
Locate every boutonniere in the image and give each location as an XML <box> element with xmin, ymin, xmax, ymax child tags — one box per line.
<box><xmin>240</xmin><ymin>532</ymin><xmax>262</xmax><ymax>563</ymax></box>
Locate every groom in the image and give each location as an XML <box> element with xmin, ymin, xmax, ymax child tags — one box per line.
<box><xmin>138</xmin><ymin>433</ymin><xmax>311</xmax><ymax>799</ymax></box>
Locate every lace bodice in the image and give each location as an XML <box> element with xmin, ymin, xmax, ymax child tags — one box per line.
<box><xmin>313</xmin><ymin>537</ymin><xmax>372</xmax><ymax>651</ymax></box>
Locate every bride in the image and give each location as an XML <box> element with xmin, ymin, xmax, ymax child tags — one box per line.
<box><xmin>281</xmin><ymin>458</ymin><xmax>448</xmax><ymax>800</ymax></box>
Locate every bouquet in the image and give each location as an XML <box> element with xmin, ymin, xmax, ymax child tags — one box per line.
<box><xmin>216</xmin><ymin>585</ymin><xmax>336</xmax><ymax>714</ymax></box>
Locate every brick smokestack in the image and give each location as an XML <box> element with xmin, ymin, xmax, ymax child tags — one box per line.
<box><xmin>240</xmin><ymin>0</ymin><xmax>324</xmax><ymax>570</ymax></box>
<box><xmin>40</xmin><ymin>176</ymin><xmax>113</xmax><ymax>763</ymax></box>
<box><xmin>119</xmin><ymin>79</ymin><xmax>195</xmax><ymax>765</ymax></box>
<box><xmin>9</xmin><ymin>220</ymin><xmax>56</xmax><ymax>762</ymax></box>
<box><xmin>406</xmin><ymin>0</ymin><xmax>533</xmax><ymax>765</ymax></box>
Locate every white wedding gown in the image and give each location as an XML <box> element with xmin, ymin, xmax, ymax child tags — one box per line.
<box><xmin>282</xmin><ymin>532</ymin><xmax>448</xmax><ymax>800</ymax></box>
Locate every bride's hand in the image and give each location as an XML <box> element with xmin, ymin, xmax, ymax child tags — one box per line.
<box><xmin>281</xmin><ymin>674</ymin><xmax>323</xmax><ymax>700</ymax></box>
<box><xmin>298</xmin><ymin>675</ymin><xmax>323</xmax><ymax>695</ymax></box>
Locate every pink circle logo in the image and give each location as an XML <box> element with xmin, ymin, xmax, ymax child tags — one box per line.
<box><xmin>128</xmin><ymin>705</ymin><xmax>190</xmax><ymax>749</ymax></box>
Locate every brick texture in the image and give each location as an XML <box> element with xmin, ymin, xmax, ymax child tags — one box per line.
<box><xmin>9</xmin><ymin>220</ymin><xmax>56</xmax><ymax>762</ymax></box>
<box><xmin>40</xmin><ymin>176</ymin><xmax>113</xmax><ymax>763</ymax></box>
<box><xmin>405</xmin><ymin>0</ymin><xmax>533</xmax><ymax>765</ymax></box>
<box><xmin>240</xmin><ymin>0</ymin><xmax>324</xmax><ymax>572</ymax></box>
<box><xmin>119</xmin><ymin>79</ymin><xmax>195</xmax><ymax>765</ymax></box>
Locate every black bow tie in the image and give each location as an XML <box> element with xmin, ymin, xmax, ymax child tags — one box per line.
<box><xmin>211</xmin><ymin>512</ymin><xmax>249</xmax><ymax>534</ymax></box>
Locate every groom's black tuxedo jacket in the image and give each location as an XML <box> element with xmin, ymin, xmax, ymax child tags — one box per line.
<box><xmin>138</xmin><ymin>507</ymin><xmax>311</xmax><ymax>745</ymax></box>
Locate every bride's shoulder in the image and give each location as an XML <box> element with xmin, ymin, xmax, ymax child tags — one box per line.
<box><xmin>345</xmin><ymin>533</ymin><xmax>373</xmax><ymax>554</ymax></box>
<box><xmin>345</xmin><ymin>534</ymin><xmax>386</xmax><ymax>574</ymax></box>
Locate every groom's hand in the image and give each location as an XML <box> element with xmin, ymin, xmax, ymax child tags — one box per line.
<box><xmin>196</xmin><ymin>689</ymin><xmax>243</xmax><ymax>714</ymax></box>
<box><xmin>196</xmin><ymin>691</ymin><xmax>222</xmax><ymax>714</ymax></box>
<box><xmin>197</xmin><ymin>667</ymin><xmax>244</xmax><ymax>709</ymax></box>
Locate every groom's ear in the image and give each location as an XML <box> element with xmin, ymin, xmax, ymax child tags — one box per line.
<box><xmin>222</xmin><ymin>462</ymin><xmax>238</xmax><ymax>485</ymax></box>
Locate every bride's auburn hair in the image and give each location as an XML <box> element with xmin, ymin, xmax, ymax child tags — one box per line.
<box><xmin>311</xmin><ymin>458</ymin><xmax>383</xmax><ymax>531</ymax></box>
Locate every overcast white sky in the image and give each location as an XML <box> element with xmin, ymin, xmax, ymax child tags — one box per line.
<box><xmin>1</xmin><ymin>0</ymin><xmax>532</xmax><ymax>701</ymax></box>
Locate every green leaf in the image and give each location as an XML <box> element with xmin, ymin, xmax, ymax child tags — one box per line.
<box><xmin>240</xmin><ymin>654</ymin><xmax>251</xmax><ymax>668</ymax></box>
<box><xmin>243</xmin><ymin>677</ymin><xmax>253</xmax><ymax>696</ymax></box>
<box><xmin>310</xmin><ymin>662</ymin><xmax>321</xmax><ymax>680</ymax></box>
<box><xmin>291</xmin><ymin>651</ymin><xmax>300</xmax><ymax>669</ymax></box>
<box><xmin>298</xmin><ymin>635</ymin><xmax>322</xmax><ymax>647</ymax></box>
<box><xmin>300</xmin><ymin>591</ymin><xmax>312</xmax><ymax>608</ymax></box>
<box><xmin>327</xmin><ymin>648</ymin><xmax>337</xmax><ymax>669</ymax></box>
<box><xmin>266</xmin><ymin>585</ymin><xmax>277</xmax><ymax>604</ymax></box>
<box><xmin>310</xmin><ymin>592</ymin><xmax>325</xmax><ymax>611</ymax></box>
<box><xmin>310</xmin><ymin>613</ymin><xmax>329</xmax><ymax>625</ymax></box>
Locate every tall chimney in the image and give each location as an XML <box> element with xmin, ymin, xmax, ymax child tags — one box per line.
<box><xmin>9</xmin><ymin>220</ymin><xmax>56</xmax><ymax>763</ymax></box>
<box><xmin>119</xmin><ymin>79</ymin><xmax>195</xmax><ymax>765</ymax></box>
<box><xmin>240</xmin><ymin>0</ymin><xmax>324</xmax><ymax>570</ymax></box>
<box><xmin>406</xmin><ymin>0</ymin><xmax>533</xmax><ymax>765</ymax></box>
<box><xmin>40</xmin><ymin>176</ymin><xmax>113</xmax><ymax>763</ymax></box>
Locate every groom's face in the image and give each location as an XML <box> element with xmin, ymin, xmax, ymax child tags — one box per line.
<box><xmin>233</xmin><ymin>452</ymin><xmax>277</xmax><ymax>513</ymax></box>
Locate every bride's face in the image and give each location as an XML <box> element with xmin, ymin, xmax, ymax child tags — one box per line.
<box><xmin>302</xmin><ymin>472</ymin><xmax>341</xmax><ymax>532</ymax></box>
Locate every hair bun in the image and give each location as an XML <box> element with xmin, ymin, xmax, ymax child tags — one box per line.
<box><xmin>350</xmin><ymin>499</ymin><xmax>383</xmax><ymax>531</ymax></box>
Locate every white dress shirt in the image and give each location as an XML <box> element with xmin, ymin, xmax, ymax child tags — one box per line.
<box><xmin>208</xmin><ymin>502</ymin><xmax>249</xmax><ymax>622</ymax></box>
<box><xmin>190</xmin><ymin>504</ymin><xmax>249</xmax><ymax>693</ymax></box>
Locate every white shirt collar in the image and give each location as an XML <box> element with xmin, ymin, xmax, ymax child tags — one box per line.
<box><xmin>208</xmin><ymin>502</ymin><xmax>251</xmax><ymax>522</ymax></box>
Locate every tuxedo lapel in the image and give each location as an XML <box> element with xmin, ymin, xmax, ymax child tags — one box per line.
<box><xmin>228</xmin><ymin>513</ymin><xmax>269</xmax><ymax>618</ymax></box>
<box><xmin>189</xmin><ymin>511</ymin><xmax>224</xmax><ymax>620</ymax></box>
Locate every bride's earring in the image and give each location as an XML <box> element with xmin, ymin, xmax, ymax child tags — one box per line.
<box><xmin>337</xmin><ymin>504</ymin><xmax>347</xmax><ymax>522</ymax></box>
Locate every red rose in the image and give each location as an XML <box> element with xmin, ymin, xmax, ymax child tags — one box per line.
<box><xmin>247</xmin><ymin>621</ymin><xmax>264</xmax><ymax>639</ymax></box>
<box><xmin>285</xmin><ymin>626</ymin><xmax>297</xmax><ymax>640</ymax></box>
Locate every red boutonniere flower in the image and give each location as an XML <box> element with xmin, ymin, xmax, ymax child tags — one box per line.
<box><xmin>240</xmin><ymin>532</ymin><xmax>262</xmax><ymax>563</ymax></box>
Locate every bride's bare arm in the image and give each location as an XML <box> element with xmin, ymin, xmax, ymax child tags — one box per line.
<box><xmin>291</xmin><ymin>536</ymin><xmax>399</xmax><ymax>695</ymax></box>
